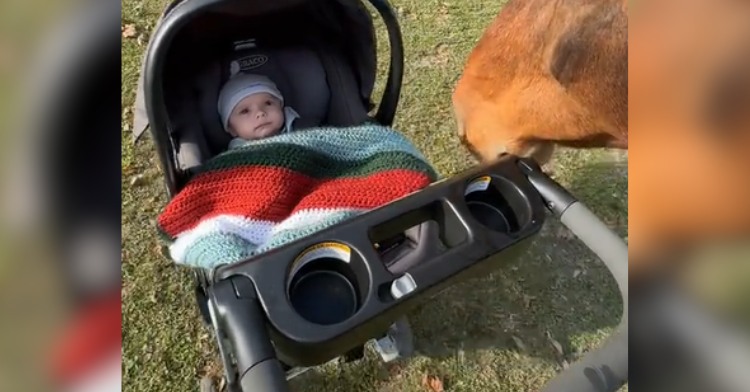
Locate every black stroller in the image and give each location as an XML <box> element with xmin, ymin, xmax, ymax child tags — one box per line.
<box><xmin>131</xmin><ymin>0</ymin><xmax>628</xmax><ymax>390</ymax></box>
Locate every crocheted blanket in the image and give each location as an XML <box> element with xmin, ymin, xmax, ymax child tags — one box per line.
<box><xmin>157</xmin><ymin>124</ymin><xmax>439</xmax><ymax>269</ymax></box>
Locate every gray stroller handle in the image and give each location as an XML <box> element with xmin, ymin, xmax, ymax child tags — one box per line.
<box><xmin>536</xmin><ymin>201</ymin><xmax>629</xmax><ymax>392</ymax></box>
<box><xmin>208</xmin><ymin>279</ymin><xmax>291</xmax><ymax>392</ymax></box>
<box><xmin>518</xmin><ymin>160</ymin><xmax>629</xmax><ymax>392</ymax></box>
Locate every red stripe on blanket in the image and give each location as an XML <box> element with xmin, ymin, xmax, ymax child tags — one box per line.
<box><xmin>291</xmin><ymin>171</ymin><xmax>432</xmax><ymax>213</ymax></box>
<box><xmin>158</xmin><ymin>166</ymin><xmax>432</xmax><ymax>237</ymax></box>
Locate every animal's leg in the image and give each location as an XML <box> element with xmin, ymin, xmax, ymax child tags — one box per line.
<box><xmin>506</xmin><ymin>139</ymin><xmax>557</xmax><ymax>173</ymax></box>
<box><xmin>529</xmin><ymin>141</ymin><xmax>556</xmax><ymax>168</ymax></box>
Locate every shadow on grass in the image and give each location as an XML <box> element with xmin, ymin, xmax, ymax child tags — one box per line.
<box><xmin>287</xmin><ymin>157</ymin><xmax>628</xmax><ymax>391</ymax></box>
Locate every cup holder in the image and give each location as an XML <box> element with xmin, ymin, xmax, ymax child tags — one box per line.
<box><xmin>463</xmin><ymin>175</ymin><xmax>532</xmax><ymax>233</ymax></box>
<box><xmin>287</xmin><ymin>242</ymin><xmax>366</xmax><ymax>326</ymax></box>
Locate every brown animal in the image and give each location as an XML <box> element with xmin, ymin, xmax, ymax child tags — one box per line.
<box><xmin>454</xmin><ymin>0</ymin><xmax>750</xmax><ymax>277</ymax></box>
<box><xmin>452</xmin><ymin>0</ymin><xmax>628</xmax><ymax>166</ymax></box>
<box><xmin>628</xmin><ymin>0</ymin><xmax>750</xmax><ymax>275</ymax></box>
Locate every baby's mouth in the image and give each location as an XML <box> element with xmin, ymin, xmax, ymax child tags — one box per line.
<box><xmin>254</xmin><ymin>122</ymin><xmax>272</xmax><ymax>131</ymax></box>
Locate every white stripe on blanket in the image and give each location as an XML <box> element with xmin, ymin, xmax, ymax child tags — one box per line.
<box><xmin>169</xmin><ymin>208</ymin><xmax>368</xmax><ymax>264</ymax></box>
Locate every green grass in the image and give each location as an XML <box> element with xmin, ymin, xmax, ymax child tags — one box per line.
<box><xmin>121</xmin><ymin>0</ymin><xmax>628</xmax><ymax>391</ymax></box>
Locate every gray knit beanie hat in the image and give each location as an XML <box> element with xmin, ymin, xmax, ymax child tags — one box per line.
<box><xmin>217</xmin><ymin>73</ymin><xmax>284</xmax><ymax>131</ymax></box>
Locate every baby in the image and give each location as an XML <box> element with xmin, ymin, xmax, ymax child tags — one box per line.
<box><xmin>217</xmin><ymin>73</ymin><xmax>300</xmax><ymax>148</ymax></box>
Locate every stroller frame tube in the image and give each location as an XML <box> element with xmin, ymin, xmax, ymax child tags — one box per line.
<box><xmin>518</xmin><ymin>160</ymin><xmax>629</xmax><ymax>392</ymax></box>
<box><xmin>208</xmin><ymin>279</ymin><xmax>291</xmax><ymax>392</ymax></box>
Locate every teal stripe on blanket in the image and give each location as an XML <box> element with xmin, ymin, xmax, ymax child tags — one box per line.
<box><xmin>175</xmin><ymin>209</ymin><xmax>364</xmax><ymax>269</ymax></box>
<box><xmin>227</xmin><ymin>125</ymin><xmax>430</xmax><ymax>164</ymax></box>
<box><xmin>179</xmin><ymin>232</ymin><xmax>256</xmax><ymax>269</ymax></box>
<box><xmin>256</xmin><ymin>209</ymin><xmax>365</xmax><ymax>254</ymax></box>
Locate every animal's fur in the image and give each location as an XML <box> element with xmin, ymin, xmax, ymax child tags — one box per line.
<box><xmin>455</xmin><ymin>0</ymin><xmax>750</xmax><ymax>277</ymax></box>
<box><xmin>628</xmin><ymin>0</ymin><xmax>750</xmax><ymax>274</ymax></box>
<box><xmin>452</xmin><ymin>0</ymin><xmax>628</xmax><ymax>166</ymax></box>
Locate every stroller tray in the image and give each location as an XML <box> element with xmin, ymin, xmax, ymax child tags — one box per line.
<box><xmin>207</xmin><ymin>155</ymin><xmax>547</xmax><ymax>369</ymax></box>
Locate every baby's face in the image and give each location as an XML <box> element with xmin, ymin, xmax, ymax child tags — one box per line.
<box><xmin>227</xmin><ymin>92</ymin><xmax>285</xmax><ymax>140</ymax></box>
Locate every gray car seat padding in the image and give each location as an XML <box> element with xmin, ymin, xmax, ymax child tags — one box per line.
<box><xmin>131</xmin><ymin>0</ymin><xmax>378</xmax><ymax>144</ymax></box>
<box><xmin>169</xmin><ymin>45</ymin><xmax>371</xmax><ymax>169</ymax></box>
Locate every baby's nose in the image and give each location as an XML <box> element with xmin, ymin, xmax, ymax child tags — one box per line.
<box><xmin>255</xmin><ymin>111</ymin><xmax>266</xmax><ymax>119</ymax></box>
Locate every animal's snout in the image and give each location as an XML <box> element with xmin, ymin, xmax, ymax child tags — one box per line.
<box><xmin>451</xmin><ymin>95</ymin><xmax>467</xmax><ymax>139</ymax></box>
<box><xmin>451</xmin><ymin>98</ymin><xmax>482</xmax><ymax>159</ymax></box>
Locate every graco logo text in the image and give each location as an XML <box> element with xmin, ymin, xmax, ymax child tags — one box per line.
<box><xmin>237</xmin><ymin>54</ymin><xmax>268</xmax><ymax>70</ymax></box>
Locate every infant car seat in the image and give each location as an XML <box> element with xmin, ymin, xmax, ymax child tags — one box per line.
<box><xmin>132</xmin><ymin>0</ymin><xmax>440</xmax><ymax>330</ymax></box>
<box><xmin>134</xmin><ymin>0</ymin><xmax>377</xmax><ymax>173</ymax></box>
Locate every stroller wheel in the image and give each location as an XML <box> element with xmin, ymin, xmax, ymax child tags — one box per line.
<box><xmin>372</xmin><ymin>317</ymin><xmax>414</xmax><ymax>363</ymax></box>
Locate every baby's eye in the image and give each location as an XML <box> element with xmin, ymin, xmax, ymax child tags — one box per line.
<box><xmin>239</xmin><ymin>108</ymin><xmax>249</xmax><ymax>115</ymax></box>
<box><xmin>264</xmin><ymin>100</ymin><xmax>273</xmax><ymax>106</ymax></box>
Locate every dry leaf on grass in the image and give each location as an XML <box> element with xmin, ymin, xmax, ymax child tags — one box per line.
<box><xmin>422</xmin><ymin>374</ymin><xmax>445</xmax><ymax>392</ymax></box>
<box><xmin>546</xmin><ymin>330</ymin><xmax>565</xmax><ymax>356</ymax></box>
<box><xmin>511</xmin><ymin>335</ymin><xmax>528</xmax><ymax>353</ymax></box>
<box><xmin>129</xmin><ymin>174</ymin><xmax>146</xmax><ymax>187</ymax></box>
<box><xmin>555</xmin><ymin>225</ymin><xmax>576</xmax><ymax>240</ymax></box>
<box><xmin>122</xmin><ymin>24</ymin><xmax>137</xmax><ymax>38</ymax></box>
<box><xmin>522</xmin><ymin>294</ymin><xmax>536</xmax><ymax>309</ymax></box>
<box><xmin>122</xmin><ymin>164</ymin><xmax>137</xmax><ymax>176</ymax></box>
<box><xmin>387</xmin><ymin>363</ymin><xmax>404</xmax><ymax>378</ymax></box>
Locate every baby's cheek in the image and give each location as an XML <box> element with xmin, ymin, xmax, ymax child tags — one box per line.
<box><xmin>235</xmin><ymin>120</ymin><xmax>255</xmax><ymax>137</ymax></box>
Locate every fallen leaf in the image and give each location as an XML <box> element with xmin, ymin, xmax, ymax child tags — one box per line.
<box><xmin>122</xmin><ymin>164</ymin><xmax>137</xmax><ymax>176</ymax></box>
<box><xmin>573</xmin><ymin>269</ymin><xmax>582</xmax><ymax>278</ymax></box>
<box><xmin>130</xmin><ymin>174</ymin><xmax>145</xmax><ymax>187</ymax></box>
<box><xmin>200</xmin><ymin>376</ymin><xmax>218</xmax><ymax>392</ymax></box>
<box><xmin>387</xmin><ymin>363</ymin><xmax>403</xmax><ymax>378</ymax></box>
<box><xmin>422</xmin><ymin>374</ymin><xmax>445</xmax><ymax>392</ymax></box>
<box><xmin>605</xmin><ymin>218</ymin><xmax>619</xmax><ymax>229</ymax></box>
<box><xmin>511</xmin><ymin>335</ymin><xmax>528</xmax><ymax>353</ymax></box>
<box><xmin>546</xmin><ymin>330</ymin><xmax>565</xmax><ymax>356</ymax></box>
<box><xmin>555</xmin><ymin>226</ymin><xmax>576</xmax><ymax>240</ymax></box>
<box><xmin>122</xmin><ymin>24</ymin><xmax>137</xmax><ymax>38</ymax></box>
<box><xmin>437</xmin><ymin>2</ymin><xmax>450</xmax><ymax>21</ymax></box>
<box><xmin>522</xmin><ymin>294</ymin><xmax>536</xmax><ymax>309</ymax></box>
